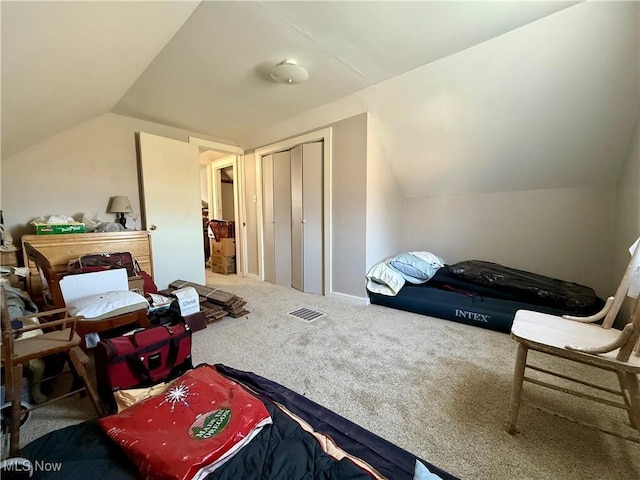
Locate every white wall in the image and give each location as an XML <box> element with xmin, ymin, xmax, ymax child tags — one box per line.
<box><xmin>404</xmin><ymin>187</ymin><xmax>616</xmax><ymax>297</ymax></box>
<box><xmin>331</xmin><ymin>114</ymin><xmax>368</xmax><ymax>298</ymax></box>
<box><xmin>612</xmin><ymin>113</ymin><xmax>640</xmax><ymax>323</ymax></box>
<box><xmin>365</xmin><ymin>114</ymin><xmax>404</xmax><ymax>270</ymax></box>
<box><xmin>1</xmin><ymin>112</ymin><xmax>235</xmax><ymax>241</ymax></box>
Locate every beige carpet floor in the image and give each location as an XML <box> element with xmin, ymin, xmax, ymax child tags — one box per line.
<box><xmin>11</xmin><ymin>271</ymin><xmax>640</xmax><ymax>479</ymax></box>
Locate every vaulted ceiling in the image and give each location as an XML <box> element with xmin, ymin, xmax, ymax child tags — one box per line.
<box><xmin>2</xmin><ymin>1</ymin><xmax>638</xmax><ymax>198</ymax></box>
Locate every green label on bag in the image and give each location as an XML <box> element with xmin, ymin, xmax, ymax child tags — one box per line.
<box><xmin>189</xmin><ymin>408</ymin><xmax>231</xmax><ymax>439</ymax></box>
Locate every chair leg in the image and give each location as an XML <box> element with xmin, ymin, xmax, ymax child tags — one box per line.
<box><xmin>617</xmin><ymin>371</ymin><xmax>640</xmax><ymax>432</ymax></box>
<box><xmin>7</xmin><ymin>363</ymin><xmax>23</xmax><ymax>457</ymax></box>
<box><xmin>67</xmin><ymin>347</ymin><xmax>105</xmax><ymax>417</ymax></box>
<box><xmin>508</xmin><ymin>342</ymin><xmax>528</xmax><ymax>434</ymax></box>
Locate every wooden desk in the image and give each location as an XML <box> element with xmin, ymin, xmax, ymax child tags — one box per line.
<box><xmin>21</xmin><ymin>231</ymin><xmax>153</xmax><ymax>300</ymax></box>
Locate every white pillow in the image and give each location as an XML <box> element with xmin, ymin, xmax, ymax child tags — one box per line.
<box><xmin>414</xmin><ymin>460</ymin><xmax>443</xmax><ymax>480</ymax></box>
<box><xmin>366</xmin><ymin>261</ymin><xmax>405</xmax><ymax>296</ymax></box>
<box><xmin>67</xmin><ymin>290</ymin><xmax>148</xmax><ymax>321</ymax></box>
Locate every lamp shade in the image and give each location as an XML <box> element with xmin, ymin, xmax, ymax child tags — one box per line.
<box><xmin>109</xmin><ymin>196</ymin><xmax>133</xmax><ymax>213</ymax></box>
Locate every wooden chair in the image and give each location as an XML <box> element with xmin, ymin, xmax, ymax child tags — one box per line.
<box><xmin>1</xmin><ymin>285</ymin><xmax>104</xmax><ymax>457</ymax></box>
<box><xmin>23</xmin><ymin>242</ymin><xmax>151</xmax><ymax>348</ymax></box>
<box><xmin>507</xmin><ymin>241</ymin><xmax>640</xmax><ymax>442</ymax></box>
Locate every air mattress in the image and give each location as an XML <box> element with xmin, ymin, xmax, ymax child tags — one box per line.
<box><xmin>369</xmin><ymin>263</ymin><xmax>604</xmax><ymax>333</ymax></box>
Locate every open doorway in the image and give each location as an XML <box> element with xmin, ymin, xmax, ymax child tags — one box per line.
<box><xmin>191</xmin><ymin>137</ymin><xmax>245</xmax><ymax>277</ymax></box>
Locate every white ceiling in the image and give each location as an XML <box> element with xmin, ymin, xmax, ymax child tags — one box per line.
<box><xmin>2</xmin><ymin>1</ymin><xmax>638</xmax><ymax>198</ymax></box>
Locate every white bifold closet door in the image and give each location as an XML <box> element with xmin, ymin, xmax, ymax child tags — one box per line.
<box><xmin>263</xmin><ymin>151</ymin><xmax>291</xmax><ymax>286</ymax></box>
<box><xmin>291</xmin><ymin>142</ymin><xmax>323</xmax><ymax>294</ymax></box>
<box><xmin>262</xmin><ymin>141</ymin><xmax>323</xmax><ymax>294</ymax></box>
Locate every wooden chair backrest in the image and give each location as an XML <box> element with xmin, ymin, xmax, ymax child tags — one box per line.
<box><xmin>1</xmin><ymin>284</ymin><xmax>17</xmax><ymax>364</ymax></box>
<box><xmin>23</xmin><ymin>242</ymin><xmax>66</xmax><ymax>311</ymax></box>
<box><xmin>603</xmin><ymin>240</ymin><xmax>640</xmax><ymax>329</ymax></box>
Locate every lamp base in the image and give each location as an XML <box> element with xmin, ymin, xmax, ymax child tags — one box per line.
<box><xmin>117</xmin><ymin>213</ymin><xmax>127</xmax><ymax>228</ymax></box>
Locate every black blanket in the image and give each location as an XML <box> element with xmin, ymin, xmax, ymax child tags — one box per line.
<box><xmin>21</xmin><ymin>364</ymin><xmax>457</xmax><ymax>480</ymax></box>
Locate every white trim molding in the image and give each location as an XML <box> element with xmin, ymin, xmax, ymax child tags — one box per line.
<box><xmin>330</xmin><ymin>291</ymin><xmax>370</xmax><ymax>305</ymax></box>
<box><xmin>188</xmin><ymin>137</ymin><xmax>244</xmax><ymax>155</ymax></box>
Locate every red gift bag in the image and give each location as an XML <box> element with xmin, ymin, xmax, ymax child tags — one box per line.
<box><xmin>98</xmin><ymin>365</ymin><xmax>272</xmax><ymax>480</ymax></box>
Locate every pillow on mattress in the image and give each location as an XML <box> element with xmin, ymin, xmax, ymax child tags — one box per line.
<box><xmin>366</xmin><ymin>261</ymin><xmax>405</xmax><ymax>296</ymax></box>
<box><xmin>390</xmin><ymin>252</ymin><xmax>444</xmax><ymax>283</ymax></box>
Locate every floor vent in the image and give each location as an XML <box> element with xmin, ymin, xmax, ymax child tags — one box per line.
<box><xmin>288</xmin><ymin>307</ymin><xmax>326</xmax><ymax>322</ymax></box>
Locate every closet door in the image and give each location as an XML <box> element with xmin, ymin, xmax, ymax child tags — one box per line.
<box><xmin>301</xmin><ymin>142</ymin><xmax>323</xmax><ymax>294</ymax></box>
<box><xmin>262</xmin><ymin>154</ymin><xmax>275</xmax><ymax>284</ymax></box>
<box><xmin>291</xmin><ymin>146</ymin><xmax>303</xmax><ymax>291</ymax></box>
<box><xmin>272</xmin><ymin>151</ymin><xmax>292</xmax><ymax>286</ymax></box>
<box><xmin>291</xmin><ymin>142</ymin><xmax>323</xmax><ymax>294</ymax></box>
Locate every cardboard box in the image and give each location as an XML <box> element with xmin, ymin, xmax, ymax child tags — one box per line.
<box><xmin>33</xmin><ymin>222</ymin><xmax>85</xmax><ymax>235</ymax></box>
<box><xmin>210</xmin><ymin>254</ymin><xmax>235</xmax><ymax>275</ymax></box>
<box><xmin>211</xmin><ymin>238</ymin><xmax>236</xmax><ymax>257</ymax></box>
<box><xmin>128</xmin><ymin>275</ymin><xmax>144</xmax><ymax>293</ymax></box>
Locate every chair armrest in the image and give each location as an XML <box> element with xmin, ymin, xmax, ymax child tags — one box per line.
<box><xmin>562</xmin><ymin>296</ymin><xmax>614</xmax><ymax>323</ymax></box>
<box><xmin>11</xmin><ymin>307</ymin><xmax>72</xmax><ymax>323</ymax></box>
<box><xmin>13</xmin><ymin>315</ymin><xmax>84</xmax><ymax>335</ymax></box>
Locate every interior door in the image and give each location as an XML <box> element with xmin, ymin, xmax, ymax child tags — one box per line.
<box><xmin>301</xmin><ymin>142</ymin><xmax>323</xmax><ymax>294</ymax></box>
<box><xmin>272</xmin><ymin>150</ymin><xmax>292</xmax><ymax>287</ymax></box>
<box><xmin>138</xmin><ymin>132</ymin><xmax>205</xmax><ymax>289</ymax></box>
<box><xmin>262</xmin><ymin>154</ymin><xmax>275</xmax><ymax>283</ymax></box>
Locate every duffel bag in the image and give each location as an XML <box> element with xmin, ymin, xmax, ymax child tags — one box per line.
<box><xmin>95</xmin><ymin>323</ymin><xmax>193</xmax><ymax>412</ymax></box>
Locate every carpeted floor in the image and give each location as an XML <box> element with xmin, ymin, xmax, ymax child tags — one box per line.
<box><xmin>11</xmin><ymin>272</ymin><xmax>640</xmax><ymax>479</ymax></box>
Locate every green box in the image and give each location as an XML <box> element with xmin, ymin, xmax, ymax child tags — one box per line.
<box><xmin>33</xmin><ymin>222</ymin><xmax>86</xmax><ymax>235</ymax></box>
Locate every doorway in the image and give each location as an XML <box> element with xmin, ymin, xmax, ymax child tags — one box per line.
<box><xmin>191</xmin><ymin>137</ymin><xmax>245</xmax><ymax>277</ymax></box>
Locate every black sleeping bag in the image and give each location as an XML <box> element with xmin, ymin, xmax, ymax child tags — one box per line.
<box><xmin>21</xmin><ymin>403</ymin><xmax>371</xmax><ymax>480</ymax></box>
<box><xmin>432</xmin><ymin>260</ymin><xmax>603</xmax><ymax>315</ymax></box>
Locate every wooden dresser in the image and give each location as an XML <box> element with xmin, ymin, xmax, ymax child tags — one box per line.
<box><xmin>21</xmin><ymin>231</ymin><xmax>153</xmax><ymax>299</ymax></box>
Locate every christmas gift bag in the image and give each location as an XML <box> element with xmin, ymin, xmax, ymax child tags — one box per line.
<box><xmin>98</xmin><ymin>365</ymin><xmax>272</xmax><ymax>480</ymax></box>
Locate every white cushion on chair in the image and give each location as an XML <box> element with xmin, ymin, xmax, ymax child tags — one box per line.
<box><xmin>66</xmin><ymin>290</ymin><xmax>148</xmax><ymax>321</ymax></box>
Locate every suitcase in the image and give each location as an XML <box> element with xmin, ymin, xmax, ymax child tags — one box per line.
<box><xmin>68</xmin><ymin>252</ymin><xmax>137</xmax><ymax>276</ymax></box>
<box><xmin>95</xmin><ymin>324</ymin><xmax>193</xmax><ymax>412</ymax></box>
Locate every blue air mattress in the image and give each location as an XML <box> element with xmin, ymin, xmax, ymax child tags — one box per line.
<box><xmin>369</xmin><ymin>281</ymin><xmax>575</xmax><ymax>333</ymax></box>
<box><xmin>369</xmin><ymin>263</ymin><xmax>604</xmax><ymax>333</ymax></box>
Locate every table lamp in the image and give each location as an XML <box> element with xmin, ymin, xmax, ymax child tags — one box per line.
<box><xmin>109</xmin><ymin>196</ymin><xmax>133</xmax><ymax>227</ymax></box>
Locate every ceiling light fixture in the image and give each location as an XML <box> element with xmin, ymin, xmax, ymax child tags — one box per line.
<box><xmin>270</xmin><ymin>58</ymin><xmax>309</xmax><ymax>85</ymax></box>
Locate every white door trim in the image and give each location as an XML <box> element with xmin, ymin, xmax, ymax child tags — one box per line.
<box><xmin>255</xmin><ymin>127</ymin><xmax>333</xmax><ymax>296</ymax></box>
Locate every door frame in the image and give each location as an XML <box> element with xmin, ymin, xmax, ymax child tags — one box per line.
<box><xmin>211</xmin><ymin>156</ymin><xmax>237</xmax><ymax>224</ymax></box>
<box><xmin>255</xmin><ymin>127</ymin><xmax>333</xmax><ymax>296</ymax></box>
<box><xmin>189</xmin><ymin>137</ymin><xmax>246</xmax><ymax>277</ymax></box>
